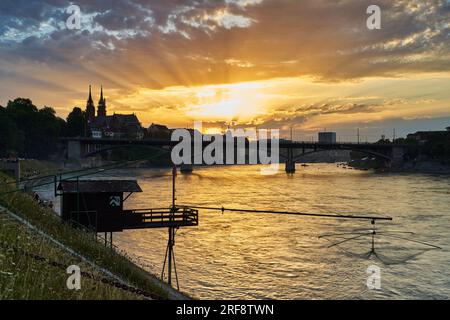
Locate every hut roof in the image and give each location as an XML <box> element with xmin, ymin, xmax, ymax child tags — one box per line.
<box><xmin>57</xmin><ymin>180</ymin><xmax>142</xmax><ymax>193</ymax></box>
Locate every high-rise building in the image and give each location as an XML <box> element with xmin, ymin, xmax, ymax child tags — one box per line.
<box><xmin>318</xmin><ymin>132</ymin><xmax>336</xmax><ymax>144</ymax></box>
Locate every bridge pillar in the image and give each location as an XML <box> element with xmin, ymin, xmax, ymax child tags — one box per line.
<box><xmin>67</xmin><ymin>140</ymin><xmax>82</xmax><ymax>164</ymax></box>
<box><xmin>391</xmin><ymin>146</ymin><xmax>405</xmax><ymax>168</ymax></box>
<box><xmin>285</xmin><ymin>148</ymin><xmax>296</xmax><ymax>173</ymax></box>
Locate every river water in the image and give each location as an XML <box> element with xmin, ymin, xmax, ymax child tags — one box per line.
<box><xmin>36</xmin><ymin>164</ymin><xmax>450</xmax><ymax>299</ymax></box>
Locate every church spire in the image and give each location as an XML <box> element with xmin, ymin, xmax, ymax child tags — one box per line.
<box><xmin>97</xmin><ymin>85</ymin><xmax>107</xmax><ymax>118</ymax></box>
<box><xmin>86</xmin><ymin>85</ymin><xmax>95</xmax><ymax>122</ymax></box>
<box><xmin>88</xmin><ymin>85</ymin><xmax>93</xmax><ymax>103</ymax></box>
<box><xmin>99</xmin><ymin>85</ymin><xmax>104</xmax><ymax>104</ymax></box>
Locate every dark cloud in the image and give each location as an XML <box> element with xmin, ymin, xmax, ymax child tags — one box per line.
<box><xmin>1</xmin><ymin>0</ymin><xmax>449</xmax><ymax>87</ymax></box>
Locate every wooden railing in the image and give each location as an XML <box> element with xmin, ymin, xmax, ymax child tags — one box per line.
<box><xmin>123</xmin><ymin>207</ymin><xmax>198</xmax><ymax>229</ymax></box>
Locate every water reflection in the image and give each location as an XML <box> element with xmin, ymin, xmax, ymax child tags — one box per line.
<box><xmin>36</xmin><ymin>164</ymin><xmax>450</xmax><ymax>299</ymax></box>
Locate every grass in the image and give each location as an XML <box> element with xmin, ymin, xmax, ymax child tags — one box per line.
<box><xmin>0</xmin><ymin>213</ymin><xmax>142</xmax><ymax>299</ymax></box>
<box><xmin>0</xmin><ymin>171</ymin><xmax>172</xmax><ymax>300</ymax></box>
<box><xmin>20</xmin><ymin>160</ymin><xmax>62</xmax><ymax>179</ymax></box>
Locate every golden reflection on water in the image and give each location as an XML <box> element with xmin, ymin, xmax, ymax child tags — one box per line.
<box><xmin>36</xmin><ymin>164</ymin><xmax>450</xmax><ymax>299</ymax></box>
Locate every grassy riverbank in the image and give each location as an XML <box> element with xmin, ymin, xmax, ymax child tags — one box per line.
<box><xmin>0</xmin><ymin>171</ymin><xmax>177</xmax><ymax>300</ymax></box>
<box><xmin>0</xmin><ymin>212</ymin><xmax>142</xmax><ymax>299</ymax></box>
<box><xmin>20</xmin><ymin>160</ymin><xmax>62</xmax><ymax>179</ymax></box>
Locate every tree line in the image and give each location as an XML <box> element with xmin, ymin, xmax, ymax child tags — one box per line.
<box><xmin>0</xmin><ymin>98</ymin><xmax>85</xmax><ymax>159</ymax></box>
<box><xmin>374</xmin><ymin>128</ymin><xmax>450</xmax><ymax>162</ymax></box>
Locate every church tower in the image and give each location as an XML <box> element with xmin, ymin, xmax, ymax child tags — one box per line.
<box><xmin>97</xmin><ymin>85</ymin><xmax>107</xmax><ymax>118</ymax></box>
<box><xmin>86</xmin><ymin>85</ymin><xmax>95</xmax><ymax>123</ymax></box>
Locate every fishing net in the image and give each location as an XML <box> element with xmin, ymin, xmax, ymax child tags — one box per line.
<box><xmin>319</xmin><ymin>229</ymin><xmax>440</xmax><ymax>265</ymax></box>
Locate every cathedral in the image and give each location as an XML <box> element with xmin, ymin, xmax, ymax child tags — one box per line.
<box><xmin>85</xmin><ymin>85</ymin><xmax>144</xmax><ymax>139</ymax></box>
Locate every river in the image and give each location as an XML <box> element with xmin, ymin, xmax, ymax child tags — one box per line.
<box><xmin>35</xmin><ymin>164</ymin><xmax>450</xmax><ymax>299</ymax></box>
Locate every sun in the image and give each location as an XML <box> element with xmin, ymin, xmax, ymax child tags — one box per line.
<box><xmin>186</xmin><ymin>82</ymin><xmax>267</xmax><ymax>121</ymax></box>
<box><xmin>188</xmin><ymin>99</ymin><xmax>242</xmax><ymax>120</ymax></box>
<box><xmin>203</xmin><ymin>127</ymin><xmax>223</xmax><ymax>134</ymax></box>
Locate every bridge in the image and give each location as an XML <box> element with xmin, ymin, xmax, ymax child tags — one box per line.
<box><xmin>62</xmin><ymin>137</ymin><xmax>412</xmax><ymax>173</ymax></box>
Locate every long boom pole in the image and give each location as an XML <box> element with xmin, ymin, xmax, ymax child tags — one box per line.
<box><xmin>176</xmin><ymin>205</ymin><xmax>392</xmax><ymax>221</ymax></box>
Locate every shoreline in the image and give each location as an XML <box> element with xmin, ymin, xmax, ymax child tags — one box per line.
<box><xmin>0</xmin><ymin>170</ymin><xmax>191</xmax><ymax>300</ymax></box>
<box><xmin>348</xmin><ymin>159</ymin><xmax>450</xmax><ymax>175</ymax></box>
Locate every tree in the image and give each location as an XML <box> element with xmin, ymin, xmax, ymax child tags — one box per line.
<box><xmin>5</xmin><ymin>98</ymin><xmax>40</xmax><ymax>158</ymax></box>
<box><xmin>3</xmin><ymin>98</ymin><xmax>64</xmax><ymax>158</ymax></box>
<box><xmin>0</xmin><ymin>106</ymin><xmax>24</xmax><ymax>157</ymax></box>
<box><xmin>34</xmin><ymin>106</ymin><xmax>64</xmax><ymax>158</ymax></box>
<box><xmin>38</xmin><ymin>107</ymin><xmax>61</xmax><ymax>137</ymax></box>
<box><xmin>66</xmin><ymin>107</ymin><xmax>86</xmax><ymax>137</ymax></box>
<box><xmin>446</xmin><ymin>126</ymin><xmax>450</xmax><ymax>131</ymax></box>
<box><xmin>376</xmin><ymin>138</ymin><xmax>391</xmax><ymax>144</ymax></box>
<box><xmin>6</xmin><ymin>98</ymin><xmax>38</xmax><ymax>133</ymax></box>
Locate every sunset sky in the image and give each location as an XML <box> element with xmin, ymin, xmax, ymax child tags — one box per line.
<box><xmin>0</xmin><ymin>0</ymin><xmax>449</xmax><ymax>141</ymax></box>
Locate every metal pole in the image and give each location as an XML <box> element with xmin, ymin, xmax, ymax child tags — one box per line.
<box><xmin>371</xmin><ymin>220</ymin><xmax>375</xmax><ymax>253</ymax></box>
<box><xmin>161</xmin><ymin>242</ymin><xmax>169</xmax><ymax>280</ymax></box>
<box><xmin>168</xmin><ymin>227</ymin><xmax>173</xmax><ymax>286</ymax></box>
<box><xmin>168</xmin><ymin>165</ymin><xmax>177</xmax><ymax>286</ymax></box>
<box><xmin>172</xmin><ymin>165</ymin><xmax>176</xmax><ymax>206</ymax></box>
<box><xmin>177</xmin><ymin>205</ymin><xmax>393</xmax><ymax>221</ymax></box>
<box><xmin>371</xmin><ymin>231</ymin><xmax>375</xmax><ymax>253</ymax></box>
<box><xmin>173</xmin><ymin>244</ymin><xmax>180</xmax><ymax>290</ymax></box>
